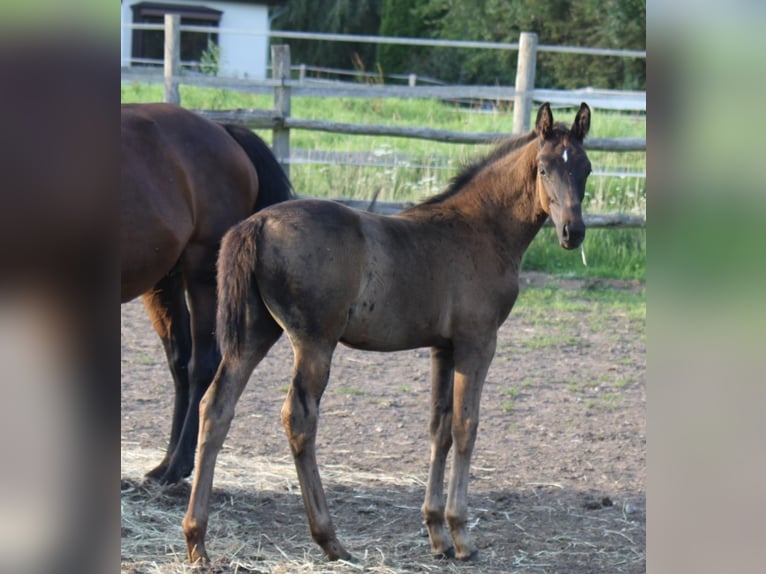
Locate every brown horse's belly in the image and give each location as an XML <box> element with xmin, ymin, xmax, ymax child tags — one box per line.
<box><xmin>120</xmin><ymin>223</ymin><xmax>189</xmax><ymax>303</ymax></box>
<box><xmin>120</xmin><ymin>253</ymin><xmax>182</xmax><ymax>303</ymax></box>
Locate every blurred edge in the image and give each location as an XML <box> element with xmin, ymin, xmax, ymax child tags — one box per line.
<box><xmin>0</xmin><ymin>2</ymin><xmax>118</xmax><ymax>574</ymax></box>
<box><xmin>648</xmin><ymin>1</ymin><xmax>766</xmax><ymax>573</ymax></box>
<box><xmin>3</xmin><ymin>1</ymin><xmax>766</xmax><ymax>573</ymax></box>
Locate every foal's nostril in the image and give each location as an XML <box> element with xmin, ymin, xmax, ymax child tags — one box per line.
<box><xmin>562</xmin><ymin>223</ymin><xmax>570</xmax><ymax>241</ymax></box>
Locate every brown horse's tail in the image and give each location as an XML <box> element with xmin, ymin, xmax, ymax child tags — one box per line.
<box><xmin>220</xmin><ymin>124</ymin><xmax>294</xmax><ymax>211</ymax></box>
<box><xmin>216</xmin><ymin>219</ymin><xmax>260</xmax><ymax>359</ymax></box>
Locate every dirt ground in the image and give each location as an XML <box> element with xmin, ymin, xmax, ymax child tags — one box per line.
<box><xmin>121</xmin><ymin>272</ymin><xmax>646</xmax><ymax>574</ymax></box>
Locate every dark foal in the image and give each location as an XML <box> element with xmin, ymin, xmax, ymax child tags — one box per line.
<box><xmin>183</xmin><ymin>102</ymin><xmax>592</xmax><ymax>561</ymax></box>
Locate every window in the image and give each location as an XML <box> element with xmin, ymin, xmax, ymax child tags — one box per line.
<box><xmin>131</xmin><ymin>2</ymin><xmax>221</xmax><ymax>70</ymax></box>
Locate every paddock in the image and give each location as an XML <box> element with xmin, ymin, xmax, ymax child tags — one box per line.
<box><xmin>121</xmin><ymin>272</ymin><xmax>645</xmax><ymax>573</ymax></box>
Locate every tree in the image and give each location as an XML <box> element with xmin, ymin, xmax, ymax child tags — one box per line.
<box><xmin>271</xmin><ymin>0</ymin><xmax>382</xmax><ymax>71</ymax></box>
<box><xmin>270</xmin><ymin>0</ymin><xmax>645</xmax><ymax>89</ymax></box>
<box><xmin>412</xmin><ymin>0</ymin><xmax>645</xmax><ymax>89</ymax></box>
<box><xmin>377</xmin><ymin>0</ymin><xmax>431</xmax><ymax>76</ymax></box>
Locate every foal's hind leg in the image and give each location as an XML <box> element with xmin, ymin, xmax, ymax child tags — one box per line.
<box><xmin>183</xmin><ymin>312</ymin><xmax>283</xmax><ymax>564</ymax></box>
<box><xmin>422</xmin><ymin>346</ymin><xmax>456</xmax><ymax>558</ymax></box>
<box><xmin>162</xmin><ymin>246</ymin><xmax>220</xmax><ymax>484</ymax></box>
<box><xmin>140</xmin><ymin>269</ymin><xmax>192</xmax><ymax>482</ymax></box>
<box><xmin>282</xmin><ymin>341</ymin><xmax>351</xmax><ymax>561</ymax></box>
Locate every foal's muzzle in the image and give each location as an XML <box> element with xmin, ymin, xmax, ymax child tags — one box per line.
<box><xmin>560</xmin><ymin>221</ymin><xmax>585</xmax><ymax>250</ymax></box>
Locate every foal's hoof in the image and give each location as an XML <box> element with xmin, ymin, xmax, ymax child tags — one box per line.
<box><xmin>187</xmin><ymin>548</ymin><xmax>209</xmax><ymax>566</ymax></box>
<box><xmin>186</xmin><ymin>539</ymin><xmax>210</xmax><ymax>565</ymax></box>
<box><xmin>432</xmin><ymin>547</ymin><xmax>455</xmax><ymax>560</ymax></box>
<box><xmin>456</xmin><ymin>549</ymin><xmax>480</xmax><ymax>562</ymax></box>
<box><xmin>323</xmin><ymin>540</ymin><xmax>353</xmax><ymax>562</ymax></box>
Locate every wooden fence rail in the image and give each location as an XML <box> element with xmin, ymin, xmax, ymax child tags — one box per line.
<box><xmin>124</xmin><ymin>30</ymin><xmax>646</xmax><ymax>229</ymax></box>
<box><xmin>122</xmin><ymin>68</ymin><xmax>645</xmax><ymax>112</ymax></box>
<box><xmin>123</xmin><ymin>22</ymin><xmax>647</xmax><ymax>59</ymax></box>
<box><xmin>194</xmin><ymin>108</ymin><xmax>645</xmax><ymax>151</ymax></box>
<box><xmin>332</xmin><ymin>198</ymin><xmax>645</xmax><ymax>228</ymax></box>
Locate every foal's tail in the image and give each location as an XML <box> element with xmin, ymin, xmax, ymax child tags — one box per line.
<box><xmin>220</xmin><ymin>123</ymin><xmax>294</xmax><ymax>211</ymax></box>
<box><xmin>215</xmin><ymin>219</ymin><xmax>260</xmax><ymax>359</ymax></box>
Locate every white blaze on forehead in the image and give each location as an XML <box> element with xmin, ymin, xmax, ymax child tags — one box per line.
<box><xmin>562</xmin><ymin>148</ymin><xmax>569</xmax><ymax>163</ymax></box>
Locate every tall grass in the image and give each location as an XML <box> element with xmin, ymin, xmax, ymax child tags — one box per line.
<box><xmin>522</xmin><ymin>228</ymin><xmax>645</xmax><ymax>281</ymax></box>
<box><xmin>121</xmin><ymin>83</ymin><xmax>645</xmax><ymax>280</ymax></box>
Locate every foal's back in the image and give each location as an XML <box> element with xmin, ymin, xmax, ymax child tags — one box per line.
<box><xmin>236</xmin><ymin>197</ymin><xmax>509</xmax><ymax>352</ymax></box>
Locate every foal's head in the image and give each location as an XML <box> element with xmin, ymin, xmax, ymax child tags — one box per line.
<box><xmin>533</xmin><ymin>102</ymin><xmax>592</xmax><ymax>249</ymax></box>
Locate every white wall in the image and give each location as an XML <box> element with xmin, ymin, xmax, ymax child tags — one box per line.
<box><xmin>121</xmin><ymin>0</ymin><xmax>271</xmax><ymax>79</ymax></box>
<box><xmin>217</xmin><ymin>2</ymin><xmax>269</xmax><ymax>78</ymax></box>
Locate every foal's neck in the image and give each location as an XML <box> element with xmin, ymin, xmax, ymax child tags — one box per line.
<box><xmin>459</xmin><ymin>139</ymin><xmax>548</xmax><ymax>245</ymax></box>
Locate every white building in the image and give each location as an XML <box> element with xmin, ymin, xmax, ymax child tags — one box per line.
<box><xmin>120</xmin><ymin>1</ymin><xmax>286</xmax><ymax>79</ymax></box>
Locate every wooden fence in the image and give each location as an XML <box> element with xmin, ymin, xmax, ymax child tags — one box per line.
<box><xmin>124</xmin><ymin>16</ymin><xmax>646</xmax><ymax>228</ymax></box>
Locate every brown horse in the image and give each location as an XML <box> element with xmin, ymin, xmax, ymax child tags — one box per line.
<box><xmin>182</xmin><ymin>102</ymin><xmax>592</xmax><ymax>562</ymax></box>
<box><xmin>121</xmin><ymin>103</ymin><xmax>293</xmax><ymax>485</ymax></box>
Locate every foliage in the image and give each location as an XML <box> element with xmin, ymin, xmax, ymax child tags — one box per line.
<box><xmin>271</xmin><ymin>0</ymin><xmax>382</xmax><ymax>71</ymax></box>
<box><xmin>377</xmin><ymin>0</ymin><xmax>431</xmax><ymax>76</ymax></box>
<box><xmin>199</xmin><ymin>39</ymin><xmax>219</xmax><ymax>76</ymax></box>
<box><xmin>413</xmin><ymin>0</ymin><xmax>645</xmax><ymax>89</ymax></box>
<box><xmin>270</xmin><ymin>1</ymin><xmax>644</xmax><ymax>89</ymax></box>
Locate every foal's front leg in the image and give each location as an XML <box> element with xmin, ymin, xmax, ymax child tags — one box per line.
<box><xmin>445</xmin><ymin>336</ymin><xmax>496</xmax><ymax>560</ymax></box>
<box><xmin>422</xmin><ymin>346</ymin><xmax>456</xmax><ymax>557</ymax></box>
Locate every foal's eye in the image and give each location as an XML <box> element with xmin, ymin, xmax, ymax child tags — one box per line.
<box><xmin>539</xmin><ymin>167</ymin><xmax>547</xmax><ymax>177</ymax></box>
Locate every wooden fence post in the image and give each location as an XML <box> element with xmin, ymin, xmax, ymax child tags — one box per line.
<box><xmin>513</xmin><ymin>31</ymin><xmax>537</xmax><ymax>133</ymax></box>
<box><xmin>271</xmin><ymin>45</ymin><xmax>291</xmax><ymax>176</ymax></box>
<box><xmin>164</xmin><ymin>14</ymin><xmax>180</xmax><ymax>105</ymax></box>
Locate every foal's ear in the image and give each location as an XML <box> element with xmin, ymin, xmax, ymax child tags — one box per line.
<box><xmin>535</xmin><ymin>102</ymin><xmax>554</xmax><ymax>141</ymax></box>
<box><xmin>571</xmin><ymin>102</ymin><xmax>591</xmax><ymax>141</ymax></box>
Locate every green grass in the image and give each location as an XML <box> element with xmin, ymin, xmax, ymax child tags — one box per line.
<box><xmin>515</xmin><ymin>284</ymin><xmax>645</xmax><ymax>334</ymax></box>
<box><xmin>134</xmin><ymin>354</ymin><xmax>156</xmax><ymax>366</ymax></box>
<box><xmin>614</xmin><ymin>376</ymin><xmax>635</xmax><ymax>389</ymax></box>
<box><xmin>522</xmin><ymin>228</ymin><xmax>645</xmax><ymax>281</ymax></box>
<box><xmin>522</xmin><ymin>333</ymin><xmax>583</xmax><ymax>350</ymax></box>
<box><xmin>121</xmin><ymin>83</ymin><xmax>645</xmax><ymax>280</ymax></box>
<box><xmin>585</xmin><ymin>393</ymin><xmax>623</xmax><ymax>411</ymax></box>
<box><xmin>337</xmin><ymin>386</ymin><xmax>364</xmax><ymax>396</ymax></box>
<box><xmin>517</xmin><ymin>284</ymin><xmax>645</xmax><ymax>310</ymax></box>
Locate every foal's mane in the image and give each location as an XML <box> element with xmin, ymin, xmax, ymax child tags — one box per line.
<box><xmin>419</xmin><ymin>129</ymin><xmax>538</xmax><ymax>206</ymax></box>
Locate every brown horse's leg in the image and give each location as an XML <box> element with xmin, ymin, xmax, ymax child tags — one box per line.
<box><xmin>183</xmin><ymin>312</ymin><xmax>283</xmax><ymax>564</ymax></box>
<box><xmin>162</xmin><ymin>247</ymin><xmax>219</xmax><ymax>484</ymax></box>
<box><xmin>282</xmin><ymin>343</ymin><xmax>351</xmax><ymax>561</ymax></box>
<box><xmin>445</xmin><ymin>336</ymin><xmax>496</xmax><ymax>561</ymax></box>
<box><xmin>422</xmin><ymin>346</ymin><xmax>456</xmax><ymax>558</ymax></box>
<box><xmin>140</xmin><ymin>270</ymin><xmax>192</xmax><ymax>481</ymax></box>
